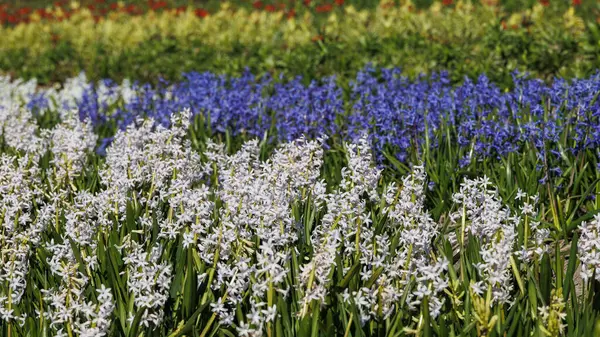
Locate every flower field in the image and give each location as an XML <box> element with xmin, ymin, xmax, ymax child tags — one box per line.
<box><xmin>2</xmin><ymin>1</ymin><xmax>600</xmax><ymax>337</ymax></box>
<box><xmin>0</xmin><ymin>0</ymin><xmax>597</xmax><ymax>86</ymax></box>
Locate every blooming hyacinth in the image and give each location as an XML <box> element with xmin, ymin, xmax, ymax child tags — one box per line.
<box><xmin>100</xmin><ymin>108</ymin><xmax>206</xmax><ymax>222</ymax></box>
<box><xmin>299</xmin><ymin>135</ymin><xmax>380</xmax><ymax>318</ymax></box>
<box><xmin>205</xmin><ymin>136</ymin><xmax>325</xmax><ymax>332</ymax></box>
<box><xmin>382</xmin><ymin>165</ymin><xmax>448</xmax><ymax>319</ymax></box>
<box><xmin>98</xmin><ymin>109</ymin><xmax>211</xmax><ymax>328</ymax></box>
<box><xmin>240</xmin><ymin>138</ymin><xmax>325</xmax><ymax>334</ymax></box>
<box><xmin>41</xmin><ymin>240</ymin><xmax>115</xmax><ymax>337</ymax></box>
<box><xmin>514</xmin><ymin>189</ymin><xmax>549</xmax><ymax>263</ymax></box>
<box><xmin>451</xmin><ymin>177</ymin><xmax>516</xmax><ymax>304</ymax></box>
<box><xmin>120</xmin><ymin>239</ymin><xmax>173</xmax><ymax>328</ymax></box>
<box><xmin>44</xmin><ymin>114</ymin><xmax>97</xmax><ymax>183</ymax></box>
<box><xmin>578</xmin><ymin>214</ymin><xmax>600</xmax><ymax>284</ymax></box>
<box><xmin>0</xmin><ymin>154</ymin><xmax>42</xmax><ymax>325</ymax></box>
<box><xmin>0</xmin><ymin>105</ymin><xmax>45</xmax><ymax>156</ymax></box>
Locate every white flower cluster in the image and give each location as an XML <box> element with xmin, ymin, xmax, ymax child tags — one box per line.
<box><xmin>514</xmin><ymin>189</ymin><xmax>549</xmax><ymax>263</ymax></box>
<box><xmin>302</xmin><ymin>141</ymin><xmax>448</xmax><ymax>324</ymax></box>
<box><xmin>0</xmin><ymin>74</ymin><xmax>122</xmax><ymax>160</ymax></box>
<box><xmin>0</xmin><ymin>154</ymin><xmax>42</xmax><ymax>324</ymax></box>
<box><xmin>45</xmin><ymin>115</ymin><xmax>97</xmax><ymax>183</ymax></box>
<box><xmin>42</xmin><ymin>240</ymin><xmax>115</xmax><ymax>337</ymax></box>
<box><xmin>201</xmin><ymin>136</ymin><xmax>325</xmax><ymax>333</ymax></box>
<box><xmin>0</xmin><ymin>72</ymin><xmax>135</xmax><ymax>115</ymax></box>
<box><xmin>385</xmin><ymin>166</ymin><xmax>448</xmax><ymax>318</ymax></box>
<box><xmin>99</xmin><ymin>110</ymin><xmax>211</xmax><ymax>327</ymax></box>
<box><xmin>451</xmin><ymin>177</ymin><xmax>516</xmax><ymax>304</ymax></box>
<box><xmin>121</xmin><ymin>240</ymin><xmax>173</xmax><ymax>328</ymax></box>
<box><xmin>0</xmin><ymin>76</ymin><xmax>37</xmax><ymax>107</ymax></box>
<box><xmin>300</xmin><ymin>135</ymin><xmax>380</xmax><ymax>317</ymax></box>
<box><xmin>578</xmin><ymin>214</ymin><xmax>600</xmax><ymax>284</ymax></box>
<box><xmin>0</xmin><ymin>105</ymin><xmax>45</xmax><ymax>156</ymax></box>
<box><xmin>100</xmin><ymin>110</ymin><xmax>206</xmax><ymax>220</ymax></box>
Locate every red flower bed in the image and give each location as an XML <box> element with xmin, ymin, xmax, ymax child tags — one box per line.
<box><xmin>0</xmin><ymin>0</ymin><xmax>348</xmax><ymax>26</ymax></box>
<box><xmin>0</xmin><ymin>1</ymin><xmax>211</xmax><ymax>25</ymax></box>
<box><xmin>316</xmin><ymin>4</ymin><xmax>333</xmax><ymax>13</ymax></box>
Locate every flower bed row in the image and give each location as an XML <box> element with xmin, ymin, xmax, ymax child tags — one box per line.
<box><xmin>2</xmin><ymin>69</ymin><xmax>599</xmax><ymax>243</ymax></box>
<box><xmin>0</xmin><ymin>99</ymin><xmax>599</xmax><ymax>336</ymax></box>
<box><xmin>5</xmin><ymin>67</ymin><xmax>600</xmax><ymax>167</ymax></box>
<box><xmin>0</xmin><ymin>1</ymin><xmax>594</xmax><ymax>87</ymax></box>
<box><xmin>1</xmin><ymin>0</ymin><xmax>594</xmax><ymax>26</ymax></box>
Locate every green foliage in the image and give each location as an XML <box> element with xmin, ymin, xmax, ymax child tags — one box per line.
<box><xmin>0</xmin><ymin>1</ymin><xmax>598</xmax><ymax>88</ymax></box>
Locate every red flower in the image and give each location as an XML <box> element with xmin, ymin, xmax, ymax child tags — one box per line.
<box><xmin>253</xmin><ymin>1</ymin><xmax>263</xmax><ymax>9</ymax></box>
<box><xmin>303</xmin><ymin>0</ymin><xmax>311</xmax><ymax>6</ymax></box>
<box><xmin>87</xmin><ymin>4</ymin><xmax>96</xmax><ymax>11</ymax></box>
<box><xmin>194</xmin><ymin>8</ymin><xmax>209</xmax><ymax>17</ymax></box>
<box><xmin>18</xmin><ymin>7</ymin><xmax>32</xmax><ymax>16</ymax></box>
<box><xmin>539</xmin><ymin>0</ymin><xmax>549</xmax><ymax>6</ymax></box>
<box><xmin>442</xmin><ymin>0</ymin><xmax>453</xmax><ymax>5</ymax></box>
<box><xmin>572</xmin><ymin>0</ymin><xmax>581</xmax><ymax>5</ymax></box>
<box><xmin>37</xmin><ymin>8</ymin><xmax>51</xmax><ymax>19</ymax></box>
<box><xmin>149</xmin><ymin>1</ymin><xmax>168</xmax><ymax>10</ymax></box>
<box><xmin>316</xmin><ymin>4</ymin><xmax>333</xmax><ymax>12</ymax></box>
<box><xmin>286</xmin><ymin>8</ymin><xmax>296</xmax><ymax>18</ymax></box>
<box><xmin>125</xmin><ymin>4</ymin><xmax>137</xmax><ymax>14</ymax></box>
<box><xmin>335</xmin><ymin>0</ymin><xmax>344</xmax><ymax>5</ymax></box>
<box><xmin>109</xmin><ymin>3</ymin><xmax>118</xmax><ymax>10</ymax></box>
<box><xmin>265</xmin><ymin>4</ymin><xmax>276</xmax><ymax>12</ymax></box>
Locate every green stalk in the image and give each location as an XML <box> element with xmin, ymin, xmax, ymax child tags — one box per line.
<box><xmin>267</xmin><ymin>281</ymin><xmax>274</xmax><ymax>337</ymax></box>
<box><xmin>199</xmin><ymin>292</ymin><xmax>228</xmax><ymax>337</ymax></box>
<box><xmin>343</xmin><ymin>313</ymin><xmax>353</xmax><ymax>337</ymax></box>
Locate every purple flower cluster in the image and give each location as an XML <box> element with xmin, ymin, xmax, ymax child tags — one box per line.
<box><xmin>111</xmin><ymin>71</ymin><xmax>342</xmax><ymax>143</ymax></box>
<box><xmin>27</xmin><ymin>67</ymin><xmax>600</xmax><ymax>165</ymax></box>
<box><xmin>348</xmin><ymin>67</ymin><xmax>600</xmax><ymax>165</ymax></box>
